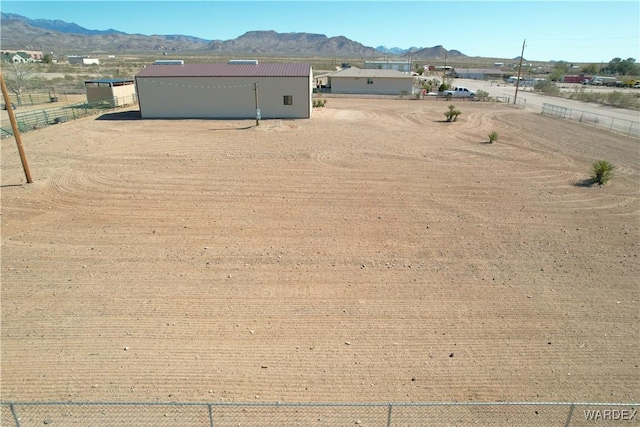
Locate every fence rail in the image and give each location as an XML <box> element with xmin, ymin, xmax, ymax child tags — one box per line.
<box><xmin>1</xmin><ymin>401</ymin><xmax>637</xmax><ymax>426</ymax></box>
<box><xmin>541</xmin><ymin>102</ymin><xmax>640</xmax><ymax>137</ymax></box>
<box><xmin>1</xmin><ymin>91</ymin><xmax>71</xmax><ymax>108</ymax></box>
<box><xmin>1</xmin><ymin>95</ymin><xmax>137</xmax><ymax>138</ymax></box>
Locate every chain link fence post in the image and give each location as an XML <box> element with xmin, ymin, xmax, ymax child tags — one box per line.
<box><xmin>564</xmin><ymin>403</ymin><xmax>575</xmax><ymax>427</ymax></box>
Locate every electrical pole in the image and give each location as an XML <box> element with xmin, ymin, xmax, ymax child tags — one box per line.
<box><xmin>514</xmin><ymin>39</ymin><xmax>526</xmax><ymax>105</ymax></box>
<box><xmin>254</xmin><ymin>82</ymin><xmax>260</xmax><ymax>126</ymax></box>
<box><xmin>0</xmin><ymin>72</ymin><xmax>32</xmax><ymax>183</ymax></box>
<box><xmin>443</xmin><ymin>51</ymin><xmax>447</xmax><ymax>82</ymax></box>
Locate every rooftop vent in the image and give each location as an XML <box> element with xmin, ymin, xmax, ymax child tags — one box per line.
<box><xmin>154</xmin><ymin>60</ymin><xmax>184</xmax><ymax>65</ymax></box>
<box><xmin>228</xmin><ymin>59</ymin><xmax>259</xmax><ymax>65</ymax></box>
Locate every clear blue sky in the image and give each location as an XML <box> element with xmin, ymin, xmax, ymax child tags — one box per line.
<box><xmin>2</xmin><ymin>1</ymin><xmax>639</xmax><ymax>63</ymax></box>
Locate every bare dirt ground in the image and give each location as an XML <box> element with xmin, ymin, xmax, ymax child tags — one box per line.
<box><xmin>1</xmin><ymin>98</ymin><xmax>638</xmax><ymax>404</ymax></box>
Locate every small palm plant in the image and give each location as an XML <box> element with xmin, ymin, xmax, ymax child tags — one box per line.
<box><xmin>591</xmin><ymin>160</ymin><xmax>615</xmax><ymax>185</ymax></box>
<box><xmin>444</xmin><ymin>104</ymin><xmax>461</xmax><ymax>122</ymax></box>
<box><xmin>488</xmin><ymin>131</ymin><xmax>498</xmax><ymax>143</ymax></box>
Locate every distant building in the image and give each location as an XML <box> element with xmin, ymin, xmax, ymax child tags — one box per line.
<box><xmin>364</xmin><ymin>60</ymin><xmax>412</xmax><ymax>73</ymax></box>
<box><xmin>325</xmin><ymin>67</ymin><xmax>414</xmax><ymax>95</ymax></box>
<box><xmin>432</xmin><ymin>65</ymin><xmax>455</xmax><ymax>76</ymax></box>
<box><xmin>1</xmin><ymin>50</ymin><xmax>42</xmax><ymax>62</ymax></box>
<box><xmin>135</xmin><ymin>62</ymin><xmax>313</xmax><ymax>119</ymax></box>
<box><xmin>69</xmin><ymin>56</ymin><xmax>100</xmax><ymax>65</ymax></box>
<box><xmin>454</xmin><ymin>68</ymin><xmax>504</xmax><ymax>80</ymax></box>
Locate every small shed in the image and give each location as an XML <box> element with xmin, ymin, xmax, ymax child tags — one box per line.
<box><xmin>84</xmin><ymin>79</ymin><xmax>136</xmax><ymax>106</ymax></box>
<box><xmin>135</xmin><ymin>62</ymin><xmax>313</xmax><ymax>119</ymax></box>
<box><xmin>327</xmin><ymin>67</ymin><xmax>414</xmax><ymax>95</ymax></box>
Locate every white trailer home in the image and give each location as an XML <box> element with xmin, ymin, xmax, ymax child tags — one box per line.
<box><xmin>135</xmin><ymin>62</ymin><xmax>313</xmax><ymax>119</ymax></box>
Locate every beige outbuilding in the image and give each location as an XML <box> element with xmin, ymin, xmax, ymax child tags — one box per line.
<box><xmin>84</xmin><ymin>79</ymin><xmax>136</xmax><ymax>106</ymax></box>
<box><xmin>135</xmin><ymin>62</ymin><xmax>313</xmax><ymax>119</ymax></box>
<box><xmin>327</xmin><ymin>67</ymin><xmax>414</xmax><ymax>96</ymax></box>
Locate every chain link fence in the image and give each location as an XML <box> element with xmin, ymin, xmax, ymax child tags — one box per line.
<box><xmin>1</xmin><ymin>94</ymin><xmax>137</xmax><ymax>138</ymax></box>
<box><xmin>542</xmin><ymin>102</ymin><xmax>640</xmax><ymax>138</ymax></box>
<box><xmin>1</xmin><ymin>401</ymin><xmax>637</xmax><ymax>426</ymax></box>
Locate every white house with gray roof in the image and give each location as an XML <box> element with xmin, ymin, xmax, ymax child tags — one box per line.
<box><xmin>326</xmin><ymin>67</ymin><xmax>414</xmax><ymax>96</ymax></box>
<box><xmin>135</xmin><ymin>62</ymin><xmax>313</xmax><ymax>119</ymax></box>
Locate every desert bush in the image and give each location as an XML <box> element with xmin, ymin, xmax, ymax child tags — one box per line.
<box><xmin>475</xmin><ymin>89</ymin><xmax>490</xmax><ymax>101</ymax></box>
<box><xmin>606</xmin><ymin>91</ymin><xmax>624</xmax><ymax>107</ymax></box>
<box><xmin>591</xmin><ymin>160</ymin><xmax>615</xmax><ymax>185</ymax></box>
<box><xmin>313</xmin><ymin>99</ymin><xmax>326</xmax><ymax>108</ymax></box>
<box><xmin>605</xmin><ymin>91</ymin><xmax>637</xmax><ymax>108</ymax></box>
<box><xmin>488</xmin><ymin>131</ymin><xmax>498</xmax><ymax>143</ymax></box>
<box><xmin>444</xmin><ymin>104</ymin><xmax>461</xmax><ymax>122</ymax></box>
<box><xmin>534</xmin><ymin>80</ymin><xmax>559</xmax><ymax>94</ymax></box>
<box><xmin>567</xmin><ymin>90</ymin><xmax>639</xmax><ymax>109</ymax></box>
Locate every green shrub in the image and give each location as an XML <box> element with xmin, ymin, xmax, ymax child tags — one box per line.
<box><xmin>313</xmin><ymin>99</ymin><xmax>326</xmax><ymax>108</ymax></box>
<box><xmin>591</xmin><ymin>160</ymin><xmax>615</xmax><ymax>185</ymax></box>
<box><xmin>444</xmin><ymin>104</ymin><xmax>461</xmax><ymax>122</ymax></box>
<box><xmin>534</xmin><ymin>80</ymin><xmax>559</xmax><ymax>94</ymax></box>
<box><xmin>488</xmin><ymin>131</ymin><xmax>498</xmax><ymax>143</ymax></box>
<box><xmin>475</xmin><ymin>89</ymin><xmax>490</xmax><ymax>101</ymax></box>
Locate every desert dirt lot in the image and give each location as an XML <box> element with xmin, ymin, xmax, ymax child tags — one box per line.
<box><xmin>1</xmin><ymin>98</ymin><xmax>638</xmax><ymax>404</ymax></box>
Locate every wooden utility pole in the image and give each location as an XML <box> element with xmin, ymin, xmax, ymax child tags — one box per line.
<box><xmin>514</xmin><ymin>39</ymin><xmax>526</xmax><ymax>105</ymax></box>
<box><xmin>0</xmin><ymin>72</ymin><xmax>32</xmax><ymax>183</ymax></box>
<box><xmin>443</xmin><ymin>51</ymin><xmax>447</xmax><ymax>82</ymax></box>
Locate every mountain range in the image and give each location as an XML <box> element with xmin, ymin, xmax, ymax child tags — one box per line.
<box><xmin>0</xmin><ymin>12</ymin><xmax>467</xmax><ymax>59</ymax></box>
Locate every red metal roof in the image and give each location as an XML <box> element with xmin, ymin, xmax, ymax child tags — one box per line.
<box><xmin>136</xmin><ymin>63</ymin><xmax>311</xmax><ymax>78</ymax></box>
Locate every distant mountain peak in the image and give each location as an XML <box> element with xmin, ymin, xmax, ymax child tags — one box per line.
<box><xmin>0</xmin><ymin>12</ymin><xmax>468</xmax><ymax>59</ymax></box>
<box><xmin>1</xmin><ymin>12</ymin><xmax>125</xmax><ymax>36</ymax></box>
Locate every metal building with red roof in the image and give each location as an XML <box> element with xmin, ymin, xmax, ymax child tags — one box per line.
<box><xmin>135</xmin><ymin>61</ymin><xmax>313</xmax><ymax>119</ymax></box>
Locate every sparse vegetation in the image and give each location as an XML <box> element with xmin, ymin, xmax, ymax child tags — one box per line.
<box><xmin>567</xmin><ymin>89</ymin><xmax>639</xmax><ymax>109</ymax></box>
<box><xmin>488</xmin><ymin>130</ymin><xmax>498</xmax><ymax>143</ymax></box>
<box><xmin>2</xmin><ymin>60</ymin><xmax>35</xmax><ymax>104</ymax></box>
<box><xmin>534</xmin><ymin>80</ymin><xmax>559</xmax><ymax>94</ymax></box>
<box><xmin>444</xmin><ymin>104</ymin><xmax>461</xmax><ymax>122</ymax></box>
<box><xmin>475</xmin><ymin>89</ymin><xmax>490</xmax><ymax>101</ymax></box>
<box><xmin>313</xmin><ymin>99</ymin><xmax>326</xmax><ymax>108</ymax></box>
<box><xmin>591</xmin><ymin>160</ymin><xmax>615</xmax><ymax>186</ymax></box>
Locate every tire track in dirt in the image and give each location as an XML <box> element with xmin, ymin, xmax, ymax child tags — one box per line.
<box><xmin>2</xmin><ymin>97</ymin><xmax>638</xmax><ymax>404</ymax></box>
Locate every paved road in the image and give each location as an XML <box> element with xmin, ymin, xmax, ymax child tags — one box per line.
<box><xmin>454</xmin><ymin>78</ymin><xmax>640</xmax><ymax>125</ymax></box>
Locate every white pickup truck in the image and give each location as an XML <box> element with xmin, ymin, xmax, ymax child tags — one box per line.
<box><xmin>442</xmin><ymin>86</ymin><xmax>476</xmax><ymax>98</ymax></box>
